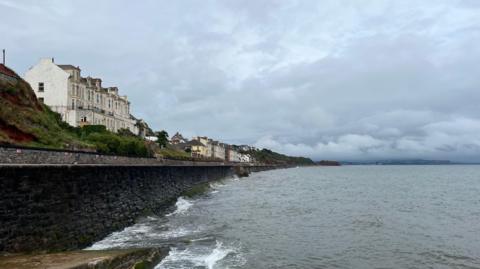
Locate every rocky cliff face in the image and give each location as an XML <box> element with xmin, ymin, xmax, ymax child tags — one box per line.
<box><xmin>0</xmin><ymin>65</ymin><xmax>44</xmax><ymax>144</ymax></box>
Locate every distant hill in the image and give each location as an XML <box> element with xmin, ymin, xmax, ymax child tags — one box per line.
<box><xmin>241</xmin><ymin>148</ymin><xmax>315</xmax><ymax>165</ymax></box>
<box><xmin>316</xmin><ymin>160</ymin><xmax>341</xmax><ymax>166</ymax></box>
<box><xmin>341</xmin><ymin>159</ymin><xmax>452</xmax><ymax>165</ymax></box>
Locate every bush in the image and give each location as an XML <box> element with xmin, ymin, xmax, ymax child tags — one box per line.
<box><xmin>81</xmin><ymin>125</ymin><xmax>107</xmax><ymax>136</ymax></box>
<box><xmin>117</xmin><ymin>128</ymin><xmax>136</xmax><ymax>137</ymax></box>
<box><xmin>85</xmin><ymin>132</ymin><xmax>150</xmax><ymax>157</ymax></box>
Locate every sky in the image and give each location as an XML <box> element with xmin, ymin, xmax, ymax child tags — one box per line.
<box><xmin>1</xmin><ymin>0</ymin><xmax>480</xmax><ymax>161</ymax></box>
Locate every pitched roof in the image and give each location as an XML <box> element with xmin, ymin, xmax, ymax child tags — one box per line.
<box><xmin>188</xmin><ymin>140</ymin><xmax>205</xmax><ymax>147</ymax></box>
<box><xmin>0</xmin><ymin>64</ymin><xmax>19</xmax><ymax>78</ymax></box>
<box><xmin>171</xmin><ymin>132</ymin><xmax>185</xmax><ymax>140</ymax></box>
<box><xmin>57</xmin><ymin>64</ymin><xmax>80</xmax><ymax>70</ymax></box>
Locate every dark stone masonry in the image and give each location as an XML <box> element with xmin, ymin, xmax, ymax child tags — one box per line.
<box><xmin>0</xmin><ymin>165</ymin><xmax>235</xmax><ymax>253</ymax></box>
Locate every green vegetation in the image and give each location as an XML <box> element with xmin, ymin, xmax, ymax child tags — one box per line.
<box><xmin>243</xmin><ymin>148</ymin><xmax>314</xmax><ymax>165</ymax></box>
<box><xmin>157</xmin><ymin>145</ymin><xmax>192</xmax><ymax>160</ymax></box>
<box><xmin>156</xmin><ymin>130</ymin><xmax>169</xmax><ymax>148</ymax></box>
<box><xmin>80</xmin><ymin>127</ymin><xmax>149</xmax><ymax>157</ymax></box>
<box><xmin>0</xmin><ymin>74</ymin><xmax>151</xmax><ymax>157</ymax></box>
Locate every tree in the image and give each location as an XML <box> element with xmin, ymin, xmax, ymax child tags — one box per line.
<box><xmin>156</xmin><ymin>130</ymin><xmax>169</xmax><ymax>148</ymax></box>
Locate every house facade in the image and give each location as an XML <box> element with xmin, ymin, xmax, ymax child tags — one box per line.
<box><xmin>191</xmin><ymin>136</ymin><xmax>213</xmax><ymax>158</ymax></box>
<box><xmin>226</xmin><ymin>146</ymin><xmax>242</xmax><ymax>162</ymax></box>
<box><xmin>212</xmin><ymin>142</ymin><xmax>226</xmax><ymax>161</ymax></box>
<box><xmin>190</xmin><ymin>136</ymin><xmax>254</xmax><ymax>162</ymax></box>
<box><xmin>170</xmin><ymin>132</ymin><xmax>187</xmax><ymax>144</ymax></box>
<box><xmin>24</xmin><ymin>58</ymin><xmax>138</xmax><ymax>134</ymax></box>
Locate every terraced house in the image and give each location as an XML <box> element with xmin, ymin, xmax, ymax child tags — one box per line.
<box><xmin>24</xmin><ymin>58</ymin><xmax>139</xmax><ymax>134</ymax></box>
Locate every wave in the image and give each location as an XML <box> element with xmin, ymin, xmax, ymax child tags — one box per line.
<box><xmin>85</xmin><ymin>223</ymin><xmax>152</xmax><ymax>250</ymax></box>
<box><xmin>155</xmin><ymin>241</ymin><xmax>241</xmax><ymax>269</ymax></box>
<box><xmin>166</xmin><ymin>197</ymin><xmax>193</xmax><ymax>216</ymax></box>
<box><xmin>155</xmin><ymin>226</ymin><xmax>200</xmax><ymax>239</ymax></box>
<box><xmin>210</xmin><ymin>182</ymin><xmax>225</xmax><ymax>189</ymax></box>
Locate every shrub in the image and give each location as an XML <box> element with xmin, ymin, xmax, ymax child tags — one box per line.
<box><xmin>85</xmin><ymin>132</ymin><xmax>150</xmax><ymax>157</ymax></box>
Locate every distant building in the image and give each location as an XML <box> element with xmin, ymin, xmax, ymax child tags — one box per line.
<box><xmin>170</xmin><ymin>132</ymin><xmax>187</xmax><ymax>144</ymax></box>
<box><xmin>190</xmin><ymin>139</ymin><xmax>209</xmax><ymax>158</ymax></box>
<box><xmin>240</xmin><ymin>153</ymin><xmax>252</xmax><ymax>163</ymax></box>
<box><xmin>226</xmin><ymin>146</ymin><xmax>242</xmax><ymax>162</ymax></box>
<box><xmin>24</xmin><ymin>58</ymin><xmax>139</xmax><ymax>134</ymax></box>
<box><xmin>191</xmin><ymin>136</ymin><xmax>213</xmax><ymax>158</ymax></box>
<box><xmin>145</xmin><ymin>136</ymin><xmax>158</xmax><ymax>142</ymax></box>
<box><xmin>135</xmin><ymin>119</ymin><xmax>154</xmax><ymax>138</ymax></box>
<box><xmin>190</xmin><ymin>136</ymin><xmax>254</xmax><ymax>162</ymax></box>
<box><xmin>238</xmin><ymin>145</ymin><xmax>256</xmax><ymax>152</ymax></box>
<box><xmin>212</xmin><ymin>141</ymin><xmax>226</xmax><ymax>161</ymax></box>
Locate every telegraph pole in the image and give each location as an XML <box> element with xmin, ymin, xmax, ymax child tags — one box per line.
<box><xmin>2</xmin><ymin>49</ymin><xmax>5</xmax><ymax>65</ymax></box>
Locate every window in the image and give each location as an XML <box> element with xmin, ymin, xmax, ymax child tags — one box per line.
<box><xmin>38</xmin><ymin>82</ymin><xmax>44</xmax><ymax>92</ymax></box>
<box><xmin>38</xmin><ymin>97</ymin><xmax>44</xmax><ymax>103</ymax></box>
<box><xmin>71</xmin><ymin>99</ymin><xmax>75</xmax><ymax>109</ymax></box>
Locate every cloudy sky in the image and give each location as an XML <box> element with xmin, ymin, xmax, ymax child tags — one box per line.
<box><xmin>1</xmin><ymin>0</ymin><xmax>480</xmax><ymax>161</ymax></box>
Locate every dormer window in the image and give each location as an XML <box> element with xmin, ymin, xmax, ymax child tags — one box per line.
<box><xmin>38</xmin><ymin>82</ymin><xmax>44</xmax><ymax>92</ymax></box>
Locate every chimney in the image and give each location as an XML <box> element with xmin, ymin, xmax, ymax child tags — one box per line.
<box><xmin>2</xmin><ymin>49</ymin><xmax>5</xmax><ymax>65</ymax></box>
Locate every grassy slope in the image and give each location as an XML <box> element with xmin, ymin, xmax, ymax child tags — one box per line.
<box><xmin>157</xmin><ymin>145</ymin><xmax>192</xmax><ymax>160</ymax></box>
<box><xmin>0</xmin><ymin>73</ymin><xmax>150</xmax><ymax>157</ymax></box>
<box><xmin>0</xmin><ymin>73</ymin><xmax>91</xmax><ymax>149</ymax></box>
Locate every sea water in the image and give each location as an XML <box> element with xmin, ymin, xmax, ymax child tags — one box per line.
<box><xmin>88</xmin><ymin>165</ymin><xmax>480</xmax><ymax>268</ymax></box>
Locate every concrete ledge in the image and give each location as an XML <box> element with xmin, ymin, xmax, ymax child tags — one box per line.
<box><xmin>0</xmin><ymin>248</ymin><xmax>168</xmax><ymax>269</ymax></box>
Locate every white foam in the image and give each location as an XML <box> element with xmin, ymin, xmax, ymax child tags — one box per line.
<box><xmin>86</xmin><ymin>223</ymin><xmax>152</xmax><ymax>250</ymax></box>
<box><xmin>155</xmin><ymin>241</ymin><xmax>237</xmax><ymax>269</ymax></box>
<box><xmin>166</xmin><ymin>197</ymin><xmax>193</xmax><ymax>216</ymax></box>
<box><xmin>205</xmin><ymin>241</ymin><xmax>232</xmax><ymax>269</ymax></box>
<box><xmin>155</xmin><ymin>226</ymin><xmax>197</xmax><ymax>239</ymax></box>
<box><xmin>210</xmin><ymin>182</ymin><xmax>225</xmax><ymax>189</ymax></box>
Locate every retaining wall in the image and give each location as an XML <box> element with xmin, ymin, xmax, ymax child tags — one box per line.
<box><xmin>0</xmin><ymin>165</ymin><xmax>235</xmax><ymax>252</ymax></box>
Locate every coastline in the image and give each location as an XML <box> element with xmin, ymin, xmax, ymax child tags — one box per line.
<box><xmin>0</xmin><ymin>164</ymin><xmax>289</xmax><ymax>268</ymax></box>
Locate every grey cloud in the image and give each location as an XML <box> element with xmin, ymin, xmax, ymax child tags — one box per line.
<box><xmin>2</xmin><ymin>0</ymin><xmax>480</xmax><ymax>161</ymax></box>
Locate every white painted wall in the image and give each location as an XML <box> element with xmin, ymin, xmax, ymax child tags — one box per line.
<box><xmin>24</xmin><ymin>58</ymin><xmax>70</xmax><ymax>119</ymax></box>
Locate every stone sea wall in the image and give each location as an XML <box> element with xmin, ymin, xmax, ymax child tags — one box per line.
<box><xmin>0</xmin><ymin>165</ymin><xmax>235</xmax><ymax>252</ymax></box>
<box><xmin>0</xmin><ymin>145</ymin><xmax>228</xmax><ymax>166</ymax></box>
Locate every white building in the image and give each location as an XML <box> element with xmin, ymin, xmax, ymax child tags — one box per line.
<box><xmin>24</xmin><ymin>58</ymin><xmax>138</xmax><ymax>134</ymax></box>
<box><xmin>240</xmin><ymin>153</ymin><xmax>252</xmax><ymax>163</ymax></box>
<box><xmin>226</xmin><ymin>147</ymin><xmax>242</xmax><ymax>162</ymax></box>
<box><xmin>212</xmin><ymin>142</ymin><xmax>226</xmax><ymax>161</ymax></box>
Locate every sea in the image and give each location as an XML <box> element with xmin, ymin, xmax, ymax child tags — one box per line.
<box><xmin>87</xmin><ymin>165</ymin><xmax>480</xmax><ymax>269</ymax></box>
